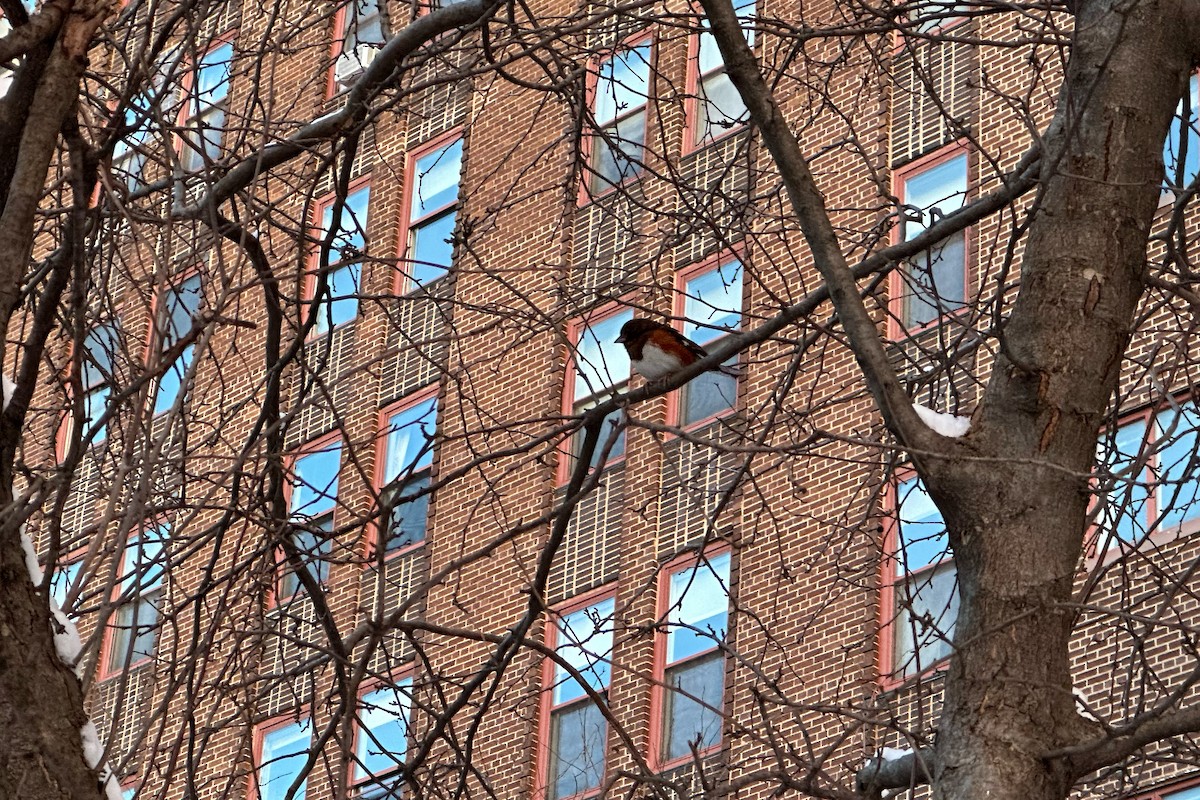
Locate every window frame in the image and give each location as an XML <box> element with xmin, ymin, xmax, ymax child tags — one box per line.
<box><xmin>176</xmin><ymin>37</ymin><xmax>235</xmax><ymax>173</ymax></box>
<box><xmin>1136</xmin><ymin>777</ymin><xmax>1200</xmax><ymax>800</ymax></box>
<box><xmin>275</xmin><ymin>433</ymin><xmax>344</xmax><ymax>605</ymax></box>
<box><xmin>371</xmin><ymin>386</ymin><xmax>439</xmax><ymax>561</ymax></box>
<box><xmin>350</xmin><ymin>671</ymin><xmax>414</xmax><ymax>800</ymax></box>
<box><xmin>579</xmin><ymin>31</ymin><xmax>654</xmax><ymax>203</ymax></box>
<box><xmin>307</xmin><ymin>176</ymin><xmax>372</xmax><ymax>335</ymax></box>
<box><xmin>396</xmin><ymin>129</ymin><xmax>463</xmax><ymax>295</ymax></box>
<box><xmin>328</xmin><ymin>0</ymin><xmax>387</xmax><ymax>96</ymax></box>
<box><xmin>99</xmin><ymin>521</ymin><xmax>170</xmax><ymax>679</ymax></box>
<box><xmin>58</xmin><ymin>320</ymin><xmax>122</xmax><ymax>460</ymax></box>
<box><xmin>666</xmin><ymin>253</ymin><xmax>744</xmax><ymax>428</ymax></box>
<box><xmin>682</xmin><ymin>1</ymin><xmax>754</xmax><ymax>153</ymax></box>
<box><xmin>648</xmin><ymin>546</ymin><xmax>731</xmax><ymax>771</ymax></box>
<box><xmin>146</xmin><ymin>266</ymin><xmax>205</xmax><ymax>416</ymax></box>
<box><xmin>252</xmin><ymin>712</ymin><xmax>316</xmax><ymax>800</ymax></box>
<box><xmin>878</xmin><ymin>469</ymin><xmax>958</xmax><ymax>686</ymax></box>
<box><xmin>559</xmin><ymin>301</ymin><xmax>636</xmax><ymax>485</ymax></box>
<box><xmin>1090</xmin><ymin>396</ymin><xmax>1200</xmax><ymax>564</ymax></box>
<box><xmin>535</xmin><ymin>585</ymin><xmax>617</xmax><ymax>800</ymax></box>
<box><xmin>1162</xmin><ymin>71</ymin><xmax>1200</xmax><ymax>204</ymax></box>
<box><xmin>888</xmin><ymin>143</ymin><xmax>972</xmax><ymax>338</ymax></box>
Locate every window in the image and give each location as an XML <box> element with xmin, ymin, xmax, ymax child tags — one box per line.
<box><xmin>78</xmin><ymin>322</ymin><xmax>120</xmax><ymax>446</ymax></box>
<box><xmin>1164</xmin><ymin>73</ymin><xmax>1199</xmax><ymax>197</ymax></box>
<box><xmin>657</xmin><ymin>551</ymin><xmax>729</xmax><ymax>765</ymax></box>
<box><xmin>113</xmin><ymin>96</ymin><xmax>153</xmax><ymax>191</ymax></box>
<box><xmin>353</xmin><ymin>678</ymin><xmax>412</xmax><ymax>799</ymax></box>
<box><xmin>587</xmin><ymin>37</ymin><xmax>651</xmax><ymax>194</ymax></box>
<box><xmin>676</xmin><ymin>258</ymin><xmax>742</xmax><ymax>425</ymax></box>
<box><xmin>104</xmin><ymin>524</ymin><xmax>168</xmax><ymax>675</ymax></box>
<box><xmin>152</xmin><ymin>272</ymin><xmax>203</xmax><ymax>414</ymax></box>
<box><xmin>887</xmin><ymin>475</ymin><xmax>958</xmax><ymax>679</ymax></box>
<box><xmin>1148</xmin><ymin>781</ymin><xmax>1200</xmax><ymax>800</ymax></box>
<box><xmin>255</xmin><ymin>716</ymin><xmax>313</xmax><ymax>800</ymax></box>
<box><xmin>334</xmin><ymin>0</ymin><xmax>386</xmax><ymax>90</ymax></box>
<box><xmin>311</xmin><ymin>183</ymin><xmax>370</xmax><ymax>333</ymax></box>
<box><xmin>564</xmin><ymin>307</ymin><xmax>633</xmax><ymax>477</ymax></box>
<box><xmin>377</xmin><ymin>394</ymin><xmax>437</xmax><ymax>554</ymax></box>
<box><xmin>894</xmin><ymin>149</ymin><xmax>968</xmax><ymax>331</ymax></box>
<box><xmin>280</xmin><ymin>443</ymin><xmax>341</xmax><ymax>599</ymax></box>
<box><xmin>542</xmin><ymin>595</ymin><xmax>615</xmax><ymax>800</ymax></box>
<box><xmin>689</xmin><ymin>0</ymin><xmax>753</xmax><ymax>147</ymax></box>
<box><xmin>50</xmin><ymin>558</ymin><xmax>82</xmax><ymax>615</ymax></box>
<box><xmin>180</xmin><ymin>41</ymin><xmax>233</xmax><ymax>172</ymax></box>
<box><xmin>400</xmin><ymin>136</ymin><xmax>461</xmax><ymax>290</ymax></box>
<box><xmin>1096</xmin><ymin>400</ymin><xmax>1200</xmax><ymax>549</ymax></box>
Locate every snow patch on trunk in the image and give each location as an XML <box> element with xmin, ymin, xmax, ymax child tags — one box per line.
<box><xmin>913</xmin><ymin>403</ymin><xmax>971</xmax><ymax>438</ymax></box>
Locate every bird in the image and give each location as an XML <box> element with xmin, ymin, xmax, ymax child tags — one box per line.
<box><xmin>615</xmin><ymin>318</ymin><xmax>739</xmax><ymax>381</ymax></box>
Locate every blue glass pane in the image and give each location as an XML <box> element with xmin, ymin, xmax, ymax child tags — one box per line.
<box><xmin>665</xmin><ymin>552</ymin><xmax>730</xmax><ymax>663</ymax></box>
<box><xmin>407</xmin><ymin>209</ymin><xmax>455</xmax><ymax>287</ymax></box>
<box><xmin>1164</xmin><ymin>74</ymin><xmax>1200</xmax><ymax>193</ymax></box>
<box><xmin>893</xmin><ymin>562</ymin><xmax>958</xmax><ymax>677</ymax></box>
<box><xmin>259</xmin><ymin>720</ymin><xmax>311</xmax><ymax>800</ymax></box>
<box><xmin>681</xmin><ymin>366</ymin><xmax>737</xmax><ymax>425</ymax></box>
<box><xmin>320</xmin><ymin>185</ymin><xmax>371</xmax><ymax>258</ymax></box>
<box><xmin>591</xmin><ymin>113</ymin><xmax>645</xmax><ymax>190</ymax></box>
<box><xmin>574</xmin><ymin>310</ymin><xmax>633</xmax><ymax>401</ymax></box>
<box><xmin>552</xmin><ymin>597</ymin><xmax>615</xmax><ymax>704</ymax></box>
<box><xmin>1098</xmin><ymin>421</ymin><xmax>1151</xmax><ymax>544</ymax></box>
<box><xmin>83</xmin><ymin>323</ymin><xmax>119</xmax><ymax>389</ymax></box>
<box><xmin>683</xmin><ymin>262</ymin><xmax>742</xmax><ymax>344</ymax></box>
<box><xmin>386</xmin><ymin>398</ymin><xmax>437</xmax><ymax>480</ymax></box>
<box><xmin>356</xmin><ymin>682</ymin><xmax>411</xmax><ymax>785</ymax></box>
<box><xmin>594</xmin><ymin>44</ymin><xmax>651</xmax><ymax>125</ymax></box>
<box><xmin>196</xmin><ymin>43</ymin><xmax>233</xmax><ymax>102</ymax></box>
<box><xmin>662</xmin><ymin>653</ymin><xmax>724</xmax><ymax>761</ymax></box>
<box><xmin>292</xmin><ymin>445</ymin><xmax>341</xmax><ymax>518</ymax></box>
<box><xmin>1156</xmin><ymin>402</ymin><xmax>1200</xmax><ymax>528</ymax></box>
<box><xmin>154</xmin><ymin>343</ymin><xmax>195</xmax><ymax>414</ymax></box>
<box><xmin>412</xmin><ymin>139</ymin><xmax>462</xmax><ymax>219</ymax></box>
<box><xmin>548</xmin><ymin>699</ymin><xmax>606</xmax><ymax>799</ymax></box>
<box><xmin>895</xmin><ymin>476</ymin><xmax>947</xmax><ymax>574</ymax></box>
<box><xmin>384</xmin><ymin>472</ymin><xmax>429</xmax><ymax>552</ymax></box>
<box><xmin>697</xmin><ymin>0</ymin><xmax>754</xmax><ymax>74</ymax></box>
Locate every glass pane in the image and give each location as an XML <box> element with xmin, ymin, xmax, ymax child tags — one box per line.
<box><xmin>407</xmin><ymin>209</ymin><xmax>456</xmax><ymax>287</ymax></box>
<box><xmin>1164</xmin><ymin>74</ymin><xmax>1200</xmax><ymax>193</ymax></box>
<box><xmin>84</xmin><ymin>384</ymin><xmax>111</xmax><ymax>444</ymax></box>
<box><xmin>1157</xmin><ymin>401</ymin><xmax>1200</xmax><ymax>528</ymax></box>
<box><xmin>591</xmin><ymin>111</ymin><xmax>645</xmax><ymax>190</ymax></box>
<box><xmin>552</xmin><ymin>597</ymin><xmax>615</xmax><ymax>704</ymax></box>
<box><xmin>697</xmin><ymin>0</ymin><xmax>754</xmax><ymax>74</ymax></box>
<box><xmin>356</xmin><ymin>681</ymin><xmax>411</xmax><ymax>787</ymax></box>
<box><xmin>573</xmin><ymin>310</ymin><xmax>633</xmax><ymax>401</ymax></box>
<box><xmin>666</xmin><ymin>552</ymin><xmax>730</xmax><ymax>663</ymax></box>
<box><xmin>662</xmin><ymin>653</ymin><xmax>724</xmax><ymax>761</ymax></box>
<box><xmin>320</xmin><ymin>185</ymin><xmax>371</xmax><ymax>258</ymax></box>
<box><xmin>696</xmin><ymin>71</ymin><xmax>747</xmax><ymax>144</ymax></box>
<box><xmin>594</xmin><ymin>43</ymin><xmax>651</xmax><ymax>125</ymax></box>
<box><xmin>680</xmin><ymin>366</ymin><xmax>737</xmax><ymax>425</ymax></box>
<box><xmin>412</xmin><ymin>139</ymin><xmax>463</xmax><ymax>220</ymax></box>
<box><xmin>385</xmin><ymin>398</ymin><xmax>437</xmax><ymax>481</ymax></box>
<box><xmin>383</xmin><ymin>472</ymin><xmax>430</xmax><ymax>552</ymax></box>
<box><xmin>548</xmin><ymin>699</ymin><xmax>607</xmax><ymax>800</ymax></box>
<box><xmin>154</xmin><ymin>343</ymin><xmax>195</xmax><ymax>414</ymax></box>
<box><xmin>51</xmin><ymin>560</ymin><xmax>82</xmax><ymax>613</ymax></box>
<box><xmin>899</xmin><ymin>154</ymin><xmax>967</xmax><ymax>327</ymax></box>
<box><xmin>163</xmin><ymin>275</ymin><xmax>203</xmax><ymax>346</ymax></box>
<box><xmin>572</xmin><ymin>399</ymin><xmax>625</xmax><ymax>468</ymax></box>
<box><xmin>122</xmin><ymin>525</ymin><xmax>168</xmax><ymax>593</ymax></box>
<box><xmin>683</xmin><ymin>261</ymin><xmax>742</xmax><ymax>344</ymax></box>
<box><xmin>83</xmin><ymin>323</ymin><xmax>119</xmax><ymax>390</ymax></box>
<box><xmin>1165</xmin><ymin>786</ymin><xmax>1200</xmax><ymax>800</ymax></box>
<box><xmin>108</xmin><ymin>593</ymin><xmax>160</xmax><ymax>670</ymax></box>
<box><xmin>280</xmin><ymin>521</ymin><xmax>333</xmax><ymax>598</ymax></box>
<box><xmin>196</xmin><ymin>42</ymin><xmax>233</xmax><ymax>103</ymax></box>
<box><xmin>893</xmin><ymin>563</ymin><xmax>958</xmax><ymax>677</ymax></box>
<box><xmin>894</xmin><ymin>476</ymin><xmax>948</xmax><ymax>574</ymax></box>
<box><xmin>291</xmin><ymin>445</ymin><xmax>341</xmax><ymax>518</ymax></box>
<box><xmin>314</xmin><ymin>262</ymin><xmax>361</xmax><ymax>332</ymax></box>
<box><xmin>259</xmin><ymin>720</ymin><xmax>311</xmax><ymax>800</ymax></box>
<box><xmin>1097</xmin><ymin>420</ymin><xmax>1151</xmax><ymax>545</ymax></box>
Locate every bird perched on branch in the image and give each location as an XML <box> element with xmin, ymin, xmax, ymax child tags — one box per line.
<box><xmin>615</xmin><ymin>318</ymin><xmax>739</xmax><ymax>381</ymax></box>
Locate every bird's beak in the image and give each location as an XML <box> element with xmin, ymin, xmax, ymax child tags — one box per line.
<box><xmin>615</xmin><ymin>334</ymin><xmax>626</xmax><ymax>344</ymax></box>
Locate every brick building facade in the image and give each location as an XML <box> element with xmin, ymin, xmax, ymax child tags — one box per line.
<box><xmin>16</xmin><ymin>1</ymin><xmax>1200</xmax><ymax>799</ymax></box>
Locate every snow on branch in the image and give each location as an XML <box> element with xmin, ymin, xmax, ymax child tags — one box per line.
<box><xmin>912</xmin><ymin>403</ymin><xmax>972</xmax><ymax>438</ymax></box>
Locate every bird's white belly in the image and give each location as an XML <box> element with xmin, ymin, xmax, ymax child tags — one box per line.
<box><xmin>634</xmin><ymin>343</ymin><xmax>683</xmax><ymax>379</ymax></box>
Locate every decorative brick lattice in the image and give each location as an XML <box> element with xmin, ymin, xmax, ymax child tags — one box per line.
<box><xmin>891</xmin><ymin>37</ymin><xmax>977</xmax><ymax>166</ymax></box>
<box><xmin>360</xmin><ymin>550</ymin><xmax>426</xmax><ymax>673</ymax></box>
<box><xmin>261</xmin><ymin>596</ymin><xmax>321</xmax><ymax>717</ymax></box>
<box><xmin>657</xmin><ymin>424</ymin><xmax>741</xmax><ymax>558</ymax></box>
<box><xmin>548</xmin><ymin>466</ymin><xmax>625</xmax><ymax>604</ymax></box>
<box><xmin>380</xmin><ymin>293</ymin><xmax>448</xmax><ymax>405</ymax></box>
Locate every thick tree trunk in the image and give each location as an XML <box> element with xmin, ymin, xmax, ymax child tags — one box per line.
<box><xmin>927</xmin><ymin>3</ymin><xmax>1200</xmax><ymax>799</ymax></box>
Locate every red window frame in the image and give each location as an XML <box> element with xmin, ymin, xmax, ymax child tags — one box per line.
<box><xmin>579</xmin><ymin>31</ymin><xmax>654</xmax><ymax>204</ymax></box>
<box><xmin>665</xmin><ymin>252</ymin><xmax>744</xmax><ymax>428</ymax></box>
<box><xmin>350</xmin><ymin>669</ymin><xmax>415</xmax><ymax>798</ymax></box>
<box><xmin>877</xmin><ymin>469</ymin><xmax>957</xmax><ymax>687</ymax></box>
<box><xmin>370</xmin><ymin>386</ymin><xmax>438</xmax><ymax>561</ymax></box>
<box><xmin>98</xmin><ymin>520</ymin><xmax>169</xmax><ymax>680</ymax></box>
<box><xmin>648</xmin><ymin>546</ymin><xmax>731</xmax><ymax>771</ymax></box>
<box><xmin>306</xmin><ymin>176</ymin><xmax>372</xmax><ymax>335</ymax></box>
<box><xmin>681</xmin><ymin>0</ymin><xmax>753</xmax><ymax>154</ymax></box>
<box><xmin>396</xmin><ymin>129</ymin><xmax>462</xmax><ymax>295</ymax></box>
<box><xmin>1136</xmin><ymin>777</ymin><xmax>1200</xmax><ymax>800</ymax></box>
<box><xmin>175</xmin><ymin>36</ymin><xmax>235</xmax><ymax>172</ymax></box>
<box><xmin>273</xmin><ymin>432</ymin><xmax>343</xmax><ymax>606</ymax></box>
<box><xmin>145</xmin><ymin>264</ymin><xmax>204</xmax><ymax>416</ymax></box>
<box><xmin>250</xmin><ymin>711</ymin><xmax>316</xmax><ymax>800</ymax></box>
<box><xmin>57</xmin><ymin>319</ymin><xmax>122</xmax><ymax>462</ymax></box>
<box><xmin>1089</xmin><ymin>396</ymin><xmax>1200</xmax><ymax>564</ymax></box>
<box><xmin>535</xmin><ymin>585</ymin><xmax>617</xmax><ymax>800</ymax></box>
<box><xmin>559</xmin><ymin>301</ymin><xmax>636</xmax><ymax>485</ymax></box>
<box><xmin>47</xmin><ymin>543</ymin><xmax>88</xmax><ymax>617</ymax></box>
<box><xmin>888</xmin><ymin>143</ymin><xmax>972</xmax><ymax>339</ymax></box>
